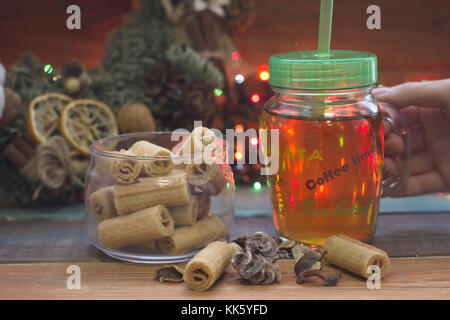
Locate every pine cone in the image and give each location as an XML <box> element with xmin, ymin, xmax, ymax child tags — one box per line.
<box><xmin>143</xmin><ymin>60</ymin><xmax>187</xmax><ymax>105</ymax></box>
<box><xmin>183</xmin><ymin>81</ymin><xmax>215</xmax><ymax>118</ymax></box>
<box><xmin>62</xmin><ymin>60</ymin><xmax>84</xmax><ymax>78</ymax></box>
<box><xmin>61</xmin><ymin>60</ymin><xmax>91</xmax><ymax>98</ymax></box>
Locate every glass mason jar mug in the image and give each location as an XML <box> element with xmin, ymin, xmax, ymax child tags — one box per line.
<box><xmin>85</xmin><ymin>131</ymin><xmax>234</xmax><ymax>263</ymax></box>
<box><xmin>260</xmin><ymin>51</ymin><xmax>410</xmax><ymax>245</ymax></box>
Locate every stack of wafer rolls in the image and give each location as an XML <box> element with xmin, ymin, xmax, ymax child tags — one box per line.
<box><xmin>89</xmin><ymin>127</ymin><xmax>230</xmax><ymax>254</ymax></box>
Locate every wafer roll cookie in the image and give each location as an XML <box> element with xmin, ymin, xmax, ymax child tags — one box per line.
<box><xmin>157</xmin><ymin>216</ymin><xmax>227</xmax><ymax>254</ymax></box>
<box><xmin>89</xmin><ymin>187</ymin><xmax>117</xmax><ymax>221</ymax></box>
<box><xmin>184</xmin><ymin>241</ymin><xmax>239</xmax><ymax>291</ymax></box>
<box><xmin>111</xmin><ymin>149</ymin><xmax>142</xmax><ymax>184</ymax></box>
<box><xmin>176</xmin><ymin>127</ymin><xmax>216</xmax><ymax>157</ymax></box>
<box><xmin>114</xmin><ymin>170</ymin><xmax>191</xmax><ymax>215</ymax></box>
<box><xmin>98</xmin><ymin>205</ymin><xmax>174</xmax><ymax>249</ymax></box>
<box><xmin>322</xmin><ymin>234</ymin><xmax>390</xmax><ymax>279</ymax></box>
<box><xmin>129</xmin><ymin>141</ymin><xmax>174</xmax><ymax>176</ymax></box>
<box><xmin>169</xmin><ymin>198</ymin><xmax>198</xmax><ymax>226</ymax></box>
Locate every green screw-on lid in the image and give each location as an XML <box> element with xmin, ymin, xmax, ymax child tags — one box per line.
<box><xmin>269</xmin><ymin>50</ymin><xmax>377</xmax><ymax>90</ymax></box>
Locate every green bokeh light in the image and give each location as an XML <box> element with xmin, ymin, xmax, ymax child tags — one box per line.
<box><xmin>253</xmin><ymin>181</ymin><xmax>262</xmax><ymax>191</ymax></box>
<box><xmin>44</xmin><ymin>64</ymin><xmax>53</xmax><ymax>74</ymax></box>
<box><xmin>214</xmin><ymin>88</ymin><xmax>223</xmax><ymax>96</ymax></box>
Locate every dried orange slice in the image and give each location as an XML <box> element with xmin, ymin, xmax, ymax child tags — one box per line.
<box><xmin>27</xmin><ymin>93</ymin><xmax>73</xmax><ymax>144</ymax></box>
<box><xmin>60</xmin><ymin>99</ymin><xmax>118</xmax><ymax>156</ymax></box>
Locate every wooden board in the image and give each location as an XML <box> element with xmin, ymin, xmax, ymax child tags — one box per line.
<box><xmin>1</xmin><ymin>213</ymin><xmax>450</xmax><ymax>263</ymax></box>
<box><xmin>0</xmin><ymin>257</ymin><xmax>449</xmax><ymax>299</ymax></box>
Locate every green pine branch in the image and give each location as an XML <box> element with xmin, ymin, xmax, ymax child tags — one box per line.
<box><xmin>167</xmin><ymin>44</ymin><xmax>225</xmax><ymax>87</ymax></box>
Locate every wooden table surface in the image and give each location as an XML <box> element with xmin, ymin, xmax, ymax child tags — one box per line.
<box><xmin>1</xmin><ymin>211</ymin><xmax>450</xmax><ymax>299</ymax></box>
<box><xmin>0</xmin><ymin>257</ymin><xmax>449</xmax><ymax>300</ymax></box>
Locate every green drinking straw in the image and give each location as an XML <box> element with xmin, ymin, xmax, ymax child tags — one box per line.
<box><xmin>317</xmin><ymin>0</ymin><xmax>334</xmax><ymax>57</ymax></box>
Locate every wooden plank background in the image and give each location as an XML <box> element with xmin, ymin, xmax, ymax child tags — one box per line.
<box><xmin>1</xmin><ymin>213</ymin><xmax>450</xmax><ymax>263</ymax></box>
<box><xmin>0</xmin><ymin>0</ymin><xmax>449</xmax><ymax>86</ymax></box>
<box><xmin>235</xmin><ymin>0</ymin><xmax>450</xmax><ymax>85</ymax></box>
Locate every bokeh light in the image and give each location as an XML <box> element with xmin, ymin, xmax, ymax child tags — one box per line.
<box><xmin>259</xmin><ymin>71</ymin><xmax>270</xmax><ymax>81</ymax></box>
<box><xmin>44</xmin><ymin>64</ymin><xmax>53</xmax><ymax>74</ymax></box>
<box><xmin>251</xmin><ymin>93</ymin><xmax>261</xmax><ymax>103</ymax></box>
<box><xmin>235</xmin><ymin>74</ymin><xmax>244</xmax><ymax>84</ymax></box>
<box><xmin>253</xmin><ymin>181</ymin><xmax>262</xmax><ymax>191</ymax></box>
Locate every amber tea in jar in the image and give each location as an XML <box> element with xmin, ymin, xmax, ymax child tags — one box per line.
<box><xmin>260</xmin><ymin>51</ymin><xmax>410</xmax><ymax>245</ymax></box>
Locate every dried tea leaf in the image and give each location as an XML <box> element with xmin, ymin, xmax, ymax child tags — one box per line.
<box><xmin>245</xmin><ymin>232</ymin><xmax>278</xmax><ymax>258</ymax></box>
<box><xmin>272</xmin><ymin>235</ymin><xmax>282</xmax><ymax>245</ymax></box>
<box><xmin>154</xmin><ymin>265</ymin><xmax>185</xmax><ymax>283</ymax></box>
<box><xmin>274</xmin><ymin>249</ymin><xmax>290</xmax><ymax>260</ymax></box>
<box><xmin>276</xmin><ymin>240</ymin><xmax>296</xmax><ymax>259</ymax></box>
<box><xmin>294</xmin><ymin>251</ymin><xmax>340</xmax><ymax>287</ymax></box>
<box><xmin>292</xmin><ymin>245</ymin><xmax>321</xmax><ymax>269</ymax></box>
<box><xmin>231</xmin><ymin>231</ymin><xmax>281</xmax><ymax>285</ymax></box>
<box><xmin>232</xmin><ymin>234</ymin><xmax>250</xmax><ymax>248</ymax></box>
<box><xmin>232</xmin><ymin>251</ymin><xmax>281</xmax><ymax>285</ymax></box>
<box><xmin>295</xmin><ymin>251</ymin><xmax>321</xmax><ymax>283</ymax></box>
<box><xmin>324</xmin><ymin>272</ymin><xmax>340</xmax><ymax>286</ymax></box>
<box><xmin>278</xmin><ymin>239</ymin><xmax>296</xmax><ymax>249</ymax></box>
<box><xmin>292</xmin><ymin>244</ymin><xmax>320</xmax><ymax>259</ymax></box>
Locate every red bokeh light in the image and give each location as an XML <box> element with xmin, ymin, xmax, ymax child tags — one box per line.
<box><xmin>251</xmin><ymin>93</ymin><xmax>261</xmax><ymax>103</ymax></box>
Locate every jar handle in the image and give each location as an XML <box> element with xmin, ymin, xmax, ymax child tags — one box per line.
<box><xmin>380</xmin><ymin>102</ymin><xmax>411</xmax><ymax>196</ymax></box>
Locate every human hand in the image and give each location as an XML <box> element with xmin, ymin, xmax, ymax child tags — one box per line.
<box><xmin>372</xmin><ymin>79</ymin><xmax>450</xmax><ymax>197</ymax></box>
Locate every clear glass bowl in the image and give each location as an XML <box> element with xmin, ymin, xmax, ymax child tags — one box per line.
<box><xmin>85</xmin><ymin>132</ymin><xmax>234</xmax><ymax>263</ymax></box>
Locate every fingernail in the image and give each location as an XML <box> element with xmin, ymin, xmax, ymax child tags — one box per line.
<box><xmin>372</xmin><ymin>87</ymin><xmax>389</xmax><ymax>96</ymax></box>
